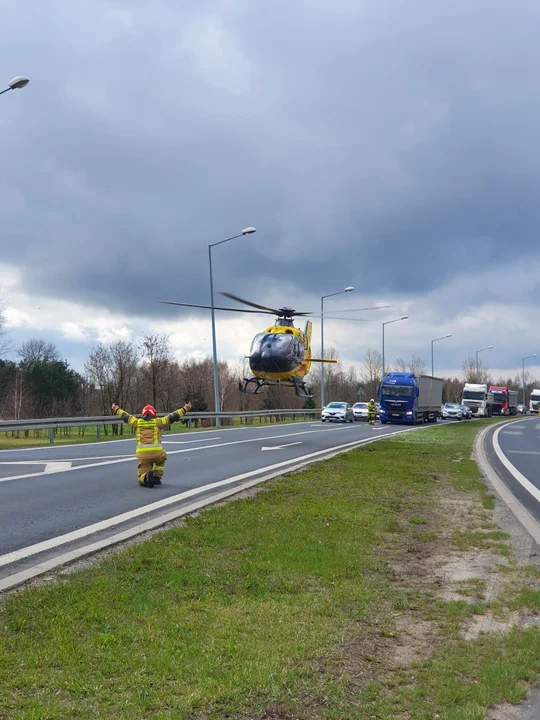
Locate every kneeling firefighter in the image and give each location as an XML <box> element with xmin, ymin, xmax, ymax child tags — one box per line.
<box><xmin>367</xmin><ymin>399</ymin><xmax>377</xmax><ymax>425</ymax></box>
<box><xmin>111</xmin><ymin>401</ymin><xmax>192</xmax><ymax>487</ymax></box>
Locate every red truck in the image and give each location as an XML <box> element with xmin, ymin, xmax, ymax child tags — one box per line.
<box><xmin>489</xmin><ymin>386</ymin><xmax>518</xmax><ymax>416</ymax></box>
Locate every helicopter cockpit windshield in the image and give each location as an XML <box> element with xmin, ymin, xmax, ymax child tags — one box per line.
<box><xmin>249</xmin><ymin>332</ymin><xmax>303</xmax><ymax>373</ymax></box>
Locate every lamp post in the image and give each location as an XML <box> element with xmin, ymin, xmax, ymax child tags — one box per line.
<box><xmin>320</xmin><ymin>286</ymin><xmax>355</xmax><ymax>407</ymax></box>
<box><xmin>382</xmin><ymin>317</ymin><xmax>409</xmax><ymax>380</ymax></box>
<box><xmin>209</xmin><ymin>227</ymin><xmax>256</xmax><ymax>425</ymax></box>
<box><xmin>431</xmin><ymin>334</ymin><xmax>452</xmax><ymax>377</ymax></box>
<box><xmin>0</xmin><ymin>76</ymin><xmax>29</xmax><ymax>96</ymax></box>
<box><xmin>521</xmin><ymin>354</ymin><xmax>537</xmax><ymax>407</ymax></box>
<box><xmin>475</xmin><ymin>346</ymin><xmax>493</xmax><ymax>382</ymax></box>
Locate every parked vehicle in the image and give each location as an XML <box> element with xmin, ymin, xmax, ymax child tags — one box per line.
<box><xmin>529</xmin><ymin>389</ymin><xmax>540</xmax><ymax>414</ymax></box>
<box><xmin>442</xmin><ymin>403</ymin><xmax>464</xmax><ymax>420</ymax></box>
<box><xmin>489</xmin><ymin>386</ymin><xmax>518</xmax><ymax>416</ymax></box>
<box><xmin>321</xmin><ymin>402</ymin><xmax>354</xmax><ymax>423</ymax></box>
<box><xmin>461</xmin><ymin>383</ymin><xmax>494</xmax><ymax>417</ymax></box>
<box><xmin>460</xmin><ymin>405</ymin><xmax>472</xmax><ymax>419</ymax></box>
<box><xmin>377</xmin><ymin>372</ymin><xmax>443</xmax><ymax>424</ymax></box>
<box><xmin>352</xmin><ymin>402</ymin><xmax>369</xmax><ymax>421</ymax></box>
<box><xmin>516</xmin><ymin>404</ymin><xmax>527</xmax><ymax>415</ymax></box>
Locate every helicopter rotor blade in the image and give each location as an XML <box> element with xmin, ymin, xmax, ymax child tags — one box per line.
<box><xmin>318</xmin><ymin>316</ymin><xmax>370</xmax><ymax>322</ymax></box>
<box><xmin>323</xmin><ymin>305</ymin><xmax>392</xmax><ymax>313</ymax></box>
<box><xmin>218</xmin><ymin>292</ymin><xmax>281</xmax><ymax>315</ymax></box>
<box><xmin>160</xmin><ymin>301</ymin><xmax>274</xmax><ymax>315</ymax></box>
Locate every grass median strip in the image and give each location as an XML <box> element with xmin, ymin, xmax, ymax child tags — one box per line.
<box><xmin>1</xmin><ymin>419</ymin><xmax>540</xmax><ymax>718</ymax></box>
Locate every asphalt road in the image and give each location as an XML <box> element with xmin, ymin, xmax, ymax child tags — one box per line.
<box><xmin>0</xmin><ymin>418</ymin><xmax>424</xmax><ymax>582</ymax></box>
<box><xmin>485</xmin><ymin>416</ymin><xmax>540</xmax><ymax>525</ymax></box>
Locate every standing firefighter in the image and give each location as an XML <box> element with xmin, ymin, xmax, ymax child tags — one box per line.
<box><xmin>111</xmin><ymin>401</ymin><xmax>192</xmax><ymax>487</ymax></box>
<box><xmin>367</xmin><ymin>398</ymin><xmax>377</xmax><ymax>426</ymax></box>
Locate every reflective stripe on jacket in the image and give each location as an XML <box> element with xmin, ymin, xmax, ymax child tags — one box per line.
<box><xmin>115</xmin><ymin>406</ymin><xmax>189</xmax><ymax>450</ymax></box>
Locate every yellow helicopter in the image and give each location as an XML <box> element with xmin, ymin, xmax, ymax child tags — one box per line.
<box><xmin>162</xmin><ymin>292</ymin><xmax>388</xmax><ymax>398</ymax></box>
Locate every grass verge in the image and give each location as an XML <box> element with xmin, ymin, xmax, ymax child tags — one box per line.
<box><xmin>1</xmin><ymin>418</ymin><xmax>539</xmax><ymax>719</ymax></box>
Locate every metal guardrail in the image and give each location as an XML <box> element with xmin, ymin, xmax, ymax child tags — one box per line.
<box><xmin>0</xmin><ymin>409</ymin><xmax>322</xmax><ymax>443</ymax></box>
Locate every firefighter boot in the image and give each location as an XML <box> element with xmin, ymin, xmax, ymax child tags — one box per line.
<box><xmin>138</xmin><ymin>472</ymin><xmax>155</xmax><ymax>488</ymax></box>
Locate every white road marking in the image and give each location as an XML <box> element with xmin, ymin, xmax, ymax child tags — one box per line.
<box><xmin>535</xmin><ymin>423</ymin><xmax>540</xmax><ymax>430</ymax></box>
<box><xmin>0</xmin><ymin>426</ymin><xmax>358</xmax><ymax>484</ymax></box>
<box><xmin>0</xmin><ymin>426</ymin><xmax>422</xmax><ymax>569</ymax></box>
<box><xmin>506</xmin><ymin>450</ymin><xmax>540</xmax><ymax>455</ymax></box>
<box><xmin>492</xmin><ymin>425</ymin><xmax>540</xmax><ymax>505</ymax></box>
<box><xmin>0</xmin><ymin>454</ymin><xmax>132</xmax><ymax>465</ymax></box>
<box><xmin>261</xmin><ymin>442</ymin><xmax>303</xmax><ymax>451</ymax></box>
<box><xmin>501</xmin><ymin>430</ymin><xmax>524</xmax><ymax>436</ymax></box>
<box><xmin>163</xmin><ymin>437</ymin><xmax>221</xmax><ymax>444</ymax></box>
<box><xmin>44</xmin><ymin>462</ymin><xmax>72</xmax><ymax>473</ymax></box>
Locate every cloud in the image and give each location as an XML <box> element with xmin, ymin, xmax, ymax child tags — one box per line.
<box><xmin>1</xmin><ymin>0</ymin><xmax>540</xmax><ymax>375</ymax></box>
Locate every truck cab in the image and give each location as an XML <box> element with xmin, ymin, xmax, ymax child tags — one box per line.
<box><xmin>461</xmin><ymin>383</ymin><xmax>494</xmax><ymax>417</ymax></box>
<box><xmin>377</xmin><ymin>372</ymin><xmax>442</xmax><ymax>424</ymax></box>
<box><xmin>529</xmin><ymin>389</ymin><xmax>540</xmax><ymax>414</ymax></box>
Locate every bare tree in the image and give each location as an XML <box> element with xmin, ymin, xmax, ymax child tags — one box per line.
<box><xmin>359</xmin><ymin>348</ymin><xmax>383</xmax><ymax>400</ymax></box>
<box><xmin>462</xmin><ymin>356</ymin><xmax>491</xmax><ymax>384</ymax></box>
<box><xmin>394</xmin><ymin>355</ymin><xmax>427</xmax><ymax>375</ymax></box>
<box><xmin>139</xmin><ymin>333</ymin><xmax>172</xmax><ymax>409</ymax></box>
<box><xmin>19</xmin><ymin>338</ymin><xmax>60</xmax><ymax>363</ymax></box>
<box><xmin>85</xmin><ymin>340</ymin><xmax>139</xmax><ymax>430</ymax></box>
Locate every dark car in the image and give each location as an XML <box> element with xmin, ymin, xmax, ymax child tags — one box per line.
<box><xmin>460</xmin><ymin>405</ymin><xmax>472</xmax><ymax>419</ymax></box>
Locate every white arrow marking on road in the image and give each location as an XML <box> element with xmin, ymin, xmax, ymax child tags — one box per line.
<box><xmin>44</xmin><ymin>462</ymin><xmax>72</xmax><ymax>473</ymax></box>
<box><xmin>261</xmin><ymin>442</ymin><xmax>303</xmax><ymax>451</ymax></box>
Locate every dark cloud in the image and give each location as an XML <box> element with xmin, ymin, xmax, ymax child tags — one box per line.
<box><xmin>2</xmin><ymin>0</ymin><xmax>540</xmax><ymax>321</ymax></box>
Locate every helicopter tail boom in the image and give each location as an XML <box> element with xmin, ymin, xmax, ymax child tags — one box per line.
<box><xmin>305</xmin><ymin>358</ymin><xmax>339</xmax><ymax>364</ymax></box>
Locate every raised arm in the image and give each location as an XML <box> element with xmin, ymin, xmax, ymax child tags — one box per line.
<box><xmin>111</xmin><ymin>403</ymin><xmax>139</xmax><ymax>429</ymax></box>
<box><xmin>160</xmin><ymin>401</ymin><xmax>192</xmax><ymax>428</ymax></box>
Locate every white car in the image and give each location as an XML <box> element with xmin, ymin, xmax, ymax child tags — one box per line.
<box><xmin>321</xmin><ymin>402</ymin><xmax>354</xmax><ymax>423</ymax></box>
<box><xmin>352</xmin><ymin>402</ymin><xmax>369</xmax><ymax>421</ymax></box>
<box><xmin>442</xmin><ymin>403</ymin><xmax>464</xmax><ymax>420</ymax></box>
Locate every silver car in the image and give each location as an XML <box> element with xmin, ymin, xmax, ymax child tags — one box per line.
<box><xmin>352</xmin><ymin>402</ymin><xmax>369</xmax><ymax>421</ymax></box>
<box><xmin>442</xmin><ymin>403</ymin><xmax>464</xmax><ymax>420</ymax></box>
<box><xmin>321</xmin><ymin>402</ymin><xmax>354</xmax><ymax>423</ymax></box>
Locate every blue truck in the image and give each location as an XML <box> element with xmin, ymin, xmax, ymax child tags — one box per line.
<box><xmin>377</xmin><ymin>372</ymin><xmax>443</xmax><ymax>424</ymax></box>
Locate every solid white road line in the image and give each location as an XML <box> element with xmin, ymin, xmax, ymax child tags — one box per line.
<box><xmin>492</xmin><ymin>424</ymin><xmax>540</xmax><ymax>505</ymax></box>
<box><xmin>163</xmin><ymin>437</ymin><xmax>221</xmax><ymax>444</ymax></box>
<box><xmin>261</xmin><ymin>442</ymin><xmax>302</xmax><ymax>451</ymax></box>
<box><xmin>475</xmin><ymin>427</ymin><xmax>540</xmax><ymax>547</ymax></box>
<box><xmin>0</xmin><ymin>425</ymin><xmax>359</xmax><ymax>484</ymax></box>
<box><xmin>506</xmin><ymin>450</ymin><xmax>540</xmax><ymax>455</ymax></box>
<box><xmin>0</xmin><ymin>427</ymin><xmax>421</xmax><ymax>569</ymax></box>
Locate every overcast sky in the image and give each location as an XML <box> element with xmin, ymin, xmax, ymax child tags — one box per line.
<box><xmin>1</xmin><ymin>0</ymin><xmax>540</xmax><ymax>379</ymax></box>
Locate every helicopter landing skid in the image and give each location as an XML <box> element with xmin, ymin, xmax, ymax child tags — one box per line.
<box><xmin>238</xmin><ymin>377</ymin><xmax>313</xmax><ymax>399</ymax></box>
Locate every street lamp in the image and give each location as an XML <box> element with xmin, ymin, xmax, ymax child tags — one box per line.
<box><xmin>0</xmin><ymin>76</ymin><xmax>29</xmax><ymax>96</ymax></box>
<box><xmin>320</xmin><ymin>286</ymin><xmax>355</xmax><ymax>407</ymax></box>
<box><xmin>475</xmin><ymin>346</ymin><xmax>493</xmax><ymax>381</ymax></box>
<box><xmin>521</xmin><ymin>353</ymin><xmax>537</xmax><ymax>407</ymax></box>
<box><xmin>209</xmin><ymin>227</ymin><xmax>256</xmax><ymax>426</ymax></box>
<box><xmin>431</xmin><ymin>334</ymin><xmax>452</xmax><ymax>377</ymax></box>
<box><xmin>382</xmin><ymin>317</ymin><xmax>409</xmax><ymax>380</ymax></box>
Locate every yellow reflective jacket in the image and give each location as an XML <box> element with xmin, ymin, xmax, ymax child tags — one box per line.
<box><xmin>115</xmin><ymin>405</ymin><xmax>190</xmax><ymax>452</ymax></box>
<box><xmin>367</xmin><ymin>402</ymin><xmax>377</xmax><ymax>415</ymax></box>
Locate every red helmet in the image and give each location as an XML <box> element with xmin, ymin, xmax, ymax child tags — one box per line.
<box><xmin>142</xmin><ymin>405</ymin><xmax>157</xmax><ymax>418</ymax></box>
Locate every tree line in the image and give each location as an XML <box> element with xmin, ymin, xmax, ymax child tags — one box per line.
<box><xmin>0</xmin><ymin>334</ymin><xmax>536</xmax><ymax>420</ymax></box>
